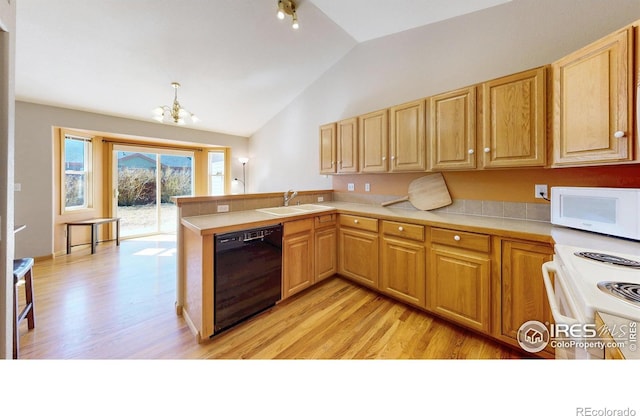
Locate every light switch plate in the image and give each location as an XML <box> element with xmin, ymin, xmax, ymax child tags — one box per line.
<box><xmin>365</xmin><ymin>183</ymin><xmax>370</xmax><ymax>192</ymax></box>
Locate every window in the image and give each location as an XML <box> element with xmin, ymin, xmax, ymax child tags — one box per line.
<box><xmin>208</xmin><ymin>151</ymin><xmax>225</xmax><ymax>195</ymax></box>
<box><xmin>63</xmin><ymin>134</ymin><xmax>92</xmax><ymax>211</ymax></box>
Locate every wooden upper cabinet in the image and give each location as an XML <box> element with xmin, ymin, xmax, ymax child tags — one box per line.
<box><xmin>319</xmin><ymin>123</ymin><xmax>336</xmax><ymax>174</ymax></box>
<box><xmin>551</xmin><ymin>27</ymin><xmax>634</xmax><ymax>166</ymax></box>
<box><xmin>337</xmin><ymin>117</ymin><xmax>358</xmax><ymax>173</ymax></box>
<box><xmin>481</xmin><ymin>67</ymin><xmax>547</xmax><ymax>168</ymax></box>
<box><xmin>359</xmin><ymin>109</ymin><xmax>389</xmax><ymax>173</ymax></box>
<box><xmin>389</xmin><ymin>99</ymin><xmax>426</xmax><ymax>172</ymax></box>
<box><xmin>428</xmin><ymin>86</ymin><xmax>477</xmax><ymax>170</ymax></box>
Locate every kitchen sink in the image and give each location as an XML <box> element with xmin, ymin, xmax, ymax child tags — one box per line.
<box><xmin>256</xmin><ymin>204</ymin><xmax>333</xmax><ymax>216</ymax></box>
<box><xmin>291</xmin><ymin>204</ymin><xmax>332</xmax><ymax>211</ymax></box>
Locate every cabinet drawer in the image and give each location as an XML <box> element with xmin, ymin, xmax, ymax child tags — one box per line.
<box><xmin>284</xmin><ymin>218</ymin><xmax>314</xmax><ymax>236</ymax></box>
<box><xmin>382</xmin><ymin>220</ymin><xmax>425</xmax><ymax>242</ymax></box>
<box><xmin>339</xmin><ymin>214</ymin><xmax>378</xmax><ymax>232</ymax></box>
<box><xmin>315</xmin><ymin>213</ymin><xmax>337</xmax><ymax>228</ymax></box>
<box><xmin>431</xmin><ymin>227</ymin><xmax>490</xmax><ymax>252</ymax></box>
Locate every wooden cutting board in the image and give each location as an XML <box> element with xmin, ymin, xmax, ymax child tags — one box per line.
<box><xmin>381</xmin><ymin>173</ymin><xmax>452</xmax><ymax>210</ymax></box>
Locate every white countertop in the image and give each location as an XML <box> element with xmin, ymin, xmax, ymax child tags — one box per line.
<box><xmin>181</xmin><ymin>201</ymin><xmax>640</xmax><ymax>255</ymax></box>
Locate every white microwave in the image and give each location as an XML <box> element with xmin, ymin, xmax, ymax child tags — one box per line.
<box><xmin>551</xmin><ymin>186</ymin><xmax>640</xmax><ymax>241</ymax></box>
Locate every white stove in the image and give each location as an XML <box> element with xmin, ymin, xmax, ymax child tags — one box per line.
<box><xmin>553</xmin><ymin>244</ymin><xmax>640</xmax><ymax>322</ymax></box>
<box><xmin>542</xmin><ymin>244</ymin><xmax>640</xmax><ymax>359</ymax></box>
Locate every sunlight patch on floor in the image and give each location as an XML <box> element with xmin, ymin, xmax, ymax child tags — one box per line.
<box><xmin>133</xmin><ymin>248</ymin><xmax>177</xmax><ymax>257</ymax></box>
<box><xmin>127</xmin><ymin>234</ymin><xmax>177</xmax><ymax>242</ymax></box>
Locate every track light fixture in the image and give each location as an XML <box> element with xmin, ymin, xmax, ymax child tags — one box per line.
<box><xmin>277</xmin><ymin>0</ymin><xmax>299</xmax><ymax>30</ymax></box>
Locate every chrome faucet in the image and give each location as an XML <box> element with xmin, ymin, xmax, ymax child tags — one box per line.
<box><xmin>283</xmin><ymin>189</ymin><xmax>298</xmax><ymax>206</ymax></box>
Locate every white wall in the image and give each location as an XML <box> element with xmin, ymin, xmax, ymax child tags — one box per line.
<box><xmin>249</xmin><ymin>0</ymin><xmax>640</xmax><ymax>193</ymax></box>
<box><xmin>14</xmin><ymin>101</ymin><xmax>249</xmax><ymax>258</ymax></box>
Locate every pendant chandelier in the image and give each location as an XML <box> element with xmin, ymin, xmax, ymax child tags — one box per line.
<box><xmin>153</xmin><ymin>82</ymin><xmax>199</xmax><ymax>125</ymax></box>
<box><xmin>277</xmin><ymin>0</ymin><xmax>299</xmax><ymax>30</ymax></box>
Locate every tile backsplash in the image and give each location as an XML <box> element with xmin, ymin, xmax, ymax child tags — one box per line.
<box><xmin>333</xmin><ymin>192</ymin><xmax>551</xmax><ymax>222</ymax></box>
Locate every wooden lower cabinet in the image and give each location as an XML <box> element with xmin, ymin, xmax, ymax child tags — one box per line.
<box><xmin>428</xmin><ymin>243</ymin><xmax>491</xmax><ymax>333</ymax></box>
<box><xmin>338</xmin><ymin>224</ymin><xmax>379</xmax><ymax>289</ymax></box>
<box><xmin>380</xmin><ymin>223</ymin><xmax>426</xmax><ymax>307</ymax></box>
<box><xmin>280</xmin><ymin>213</ymin><xmax>557</xmax><ymax>358</ymax></box>
<box><xmin>496</xmin><ymin>239</ymin><xmax>554</xmax><ymax>356</ymax></box>
<box><xmin>595</xmin><ymin>313</ymin><xmax>626</xmax><ymax>360</ymax></box>
<box><xmin>282</xmin><ymin>219</ymin><xmax>314</xmax><ymax>299</ymax></box>
<box><xmin>315</xmin><ymin>215</ymin><xmax>337</xmax><ymax>282</ymax></box>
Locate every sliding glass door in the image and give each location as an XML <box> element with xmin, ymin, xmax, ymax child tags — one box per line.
<box><xmin>114</xmin><ymin>146</ymin><xmax>194</xmax><ymax>238</ymax></box>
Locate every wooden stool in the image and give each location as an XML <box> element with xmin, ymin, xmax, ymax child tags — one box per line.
<box><xmin>13</xmin><ymin>258</ymin><xmax>35</xmax><ymax>359</ymax></box>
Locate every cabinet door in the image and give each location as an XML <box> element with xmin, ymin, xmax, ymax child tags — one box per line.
<box><xmin>315</xmin><ymin>227</ymin><xmax>337</xmax><ymax>282</ymax></box>
<box><xmin>552</xmin><ymin>27</ymin><xmax>633</xmax><ymax>166</ymax></box>
<box><xmin>389</xmin><ymin>99</ymin><xmax>426</xmax><ymax>171</ymax></box>
<box><xmin>428</xmin><ymin>86</ymin><xmax>477</xmax><ymax>170</ymax></box>
<box><xmin>498</xmin><ymin>240</ymin><xmax>554</xmax><ymax>356</ymax></box>
<box><xmin>319</xmin><ymin>123</ymin><xmax>336</xmax><ymax>174</ymax></box>
<box><xmin>380</xmin><ymin>237</ymin><xmax>426</xmax><ymax>307</ymax></box>
<box><xmin>338</xmin><ymin>227</ymin><xmax>379</xmax><ymax>288</ymax></box>
<box><xmin>481</xmin><ymin>67</ymin><xmax>546</xmax><ymax>168</ymax></box>
<box><xmin>428</xmin><ymin>244</ymin><xmax>490</xmax><ymax>333</ymax></box>
<box><xmin>283</xmin><ymin>231</ymin><xmax>314</xmax><ymax>299</ymax></box>
<box><xmin>359</xmin><ymin>109</ymin><xmax>389</xmax><ymax>173</ymax></box>
<box><xmin>337</xmin><ymin>117</ymin><xmax>358</xmax><ymax>173</ymax></box>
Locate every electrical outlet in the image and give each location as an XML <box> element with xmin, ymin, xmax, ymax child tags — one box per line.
<box><xmin>534</xmin><ymin>184</ymin><xmax>548</xmax><ymax>199</ymax></box>
<box><xmin>365</xmin><ymin>183</ymin><xmax>371</xmax><ymax>192</ymax></box>
<box><xmin>347</xmin><ymin>183</ymin><xmax>355</xmax><ymax>191</ymax></box>
<box><xmin>217</xmin><ymin>204</ymin><xmax>229</xmax><ymax>212</ymax></box>
<box><xmin>317</xmin><ymin>196</ymin><xmax>324</xmax><ymax>202</ymax></box>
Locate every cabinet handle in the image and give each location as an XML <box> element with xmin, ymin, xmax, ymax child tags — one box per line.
<box><xmin>390</xmin><ymin>155</ymin><xmax>396</xmax><ymax>160</ymax></box>
<box><xmin>454</xmin><ymin>235</ymin><xmax>461</xmax><ymax>241</ymax></box>
<box><xmin>483</xmin><ymin>148</ymin><xmax>490</xmax><ymax>153</ymax></box>
<box><xmin>382</xmin><ymin>156</ymin><xmax>386</xmax><ymax>161</ymax></box>
<box><xmin>468</xmin><ymin>149</ymin><xmax>474</xmax><ymax>155</ymax></box>
<box><xmin>398</xmin><ymin>226</ymin><xmax>404</xmax><ymax>231</ymax></box>
<box><xmin>614</xmin><ymin>131</ymin><xmax>626</xmax><ymax>139</ymax></box>
<box><xmin>354</xmin><ymin>219</ymin><xmax>359</xmax><ymax>224</ymax></box>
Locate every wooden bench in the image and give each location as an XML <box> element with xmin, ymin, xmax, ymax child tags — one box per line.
<box><xmin>66</xmin><ymin>218</ymin><xmax>120</xmax><ymax>254</ymax></box>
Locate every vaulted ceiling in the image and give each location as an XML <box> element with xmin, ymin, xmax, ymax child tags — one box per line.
<box><xmin>15</xmin><ymin>0</ymin><xmax>511</xmax><ymax>137</ymax></box>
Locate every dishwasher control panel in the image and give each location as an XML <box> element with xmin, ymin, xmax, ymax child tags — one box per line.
<box><xmin>243</xmin><ymin>228</ymin><xmax>276</xmax><ymax>242</ymax></box>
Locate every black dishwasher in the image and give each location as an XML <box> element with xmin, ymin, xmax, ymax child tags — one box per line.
<box><xmin>213</xmin><ymin>224</ymin><xmax>282</xmax><ymax>335</ymax></box>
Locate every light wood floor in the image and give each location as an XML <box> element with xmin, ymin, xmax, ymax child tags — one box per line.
<box><xmin>17</xmin><ymin>236</ymin><xmax>526</xmax><ymax>359</ymax></box>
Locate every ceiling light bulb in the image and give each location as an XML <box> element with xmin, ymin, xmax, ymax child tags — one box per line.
<box><xmin>277</xmin><ymin>10</ymin><xmax>285</xmax><ymax>19</ymax></box>
<box><xmin>292</xmin><ymin>18</ymin><xmax>299</xmax><ymax>29</ymax></box>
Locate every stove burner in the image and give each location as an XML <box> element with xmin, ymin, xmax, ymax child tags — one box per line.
<box><xmin>597</xmin><ymin>282</ymin><xmax>640</xmax><ymax>306</ymax></box>
<box><xmin>574</xmin><ymin>252</ymin><xmax>640</xmax><ymax>268</ymax></box>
